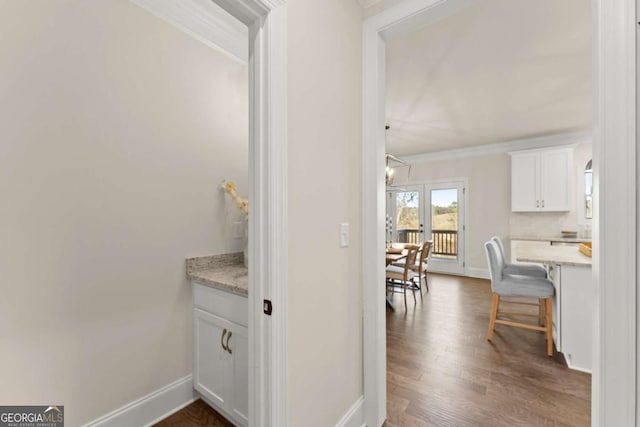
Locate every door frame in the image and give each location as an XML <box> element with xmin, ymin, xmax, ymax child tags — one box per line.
<box><xmin>422</xmin><ymin>179</ymin><xmax>467</xmax><ymax>275</ymax></box>
<box><xmin>217</xmin><ymin>2</ymin><xmax>288</xmax><ymax>426</ymax></box>
<box><xmin>387</xmin><ymin>178</ymin><xmax>468</xmax><ymax>275</ymax></box>
<box><xmin>385</xmin><ymin>185</ymin><xmax>423</xmax><ymax>244</ymax></box>
<box><xmin>362</xmin><ymin>1</ymin><xmax>637</xmax><ymax>427</ymax></box>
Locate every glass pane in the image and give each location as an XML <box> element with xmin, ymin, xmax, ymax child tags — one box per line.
<box><xmin>395</xmin><ymin>192</ymin><xmax>420</xmax><ymax>244</ymax></box>
<box><xmin>431</xmin><ymin>188</ymin><xmax>458</xmax><ymax>259</ymax></box>
<box><xmin>584</xmin><ymin>171</ymin><xmax>593</xmax><ymax>219</ymax></box>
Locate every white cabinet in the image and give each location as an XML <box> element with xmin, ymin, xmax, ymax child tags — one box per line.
<box><xmin>510</xmin><ymin>147</ymin><xmax>572</xmax><ymax>212</ymax></box>
<box><xmin>557</xmin><ymin>265</ymin><xmax>592</xmax><ymax>372</ymax></box>
<box><xmin>193</xmin><ymin>283</ymin><xmax>248</xmax><ymax>426</ymax></box>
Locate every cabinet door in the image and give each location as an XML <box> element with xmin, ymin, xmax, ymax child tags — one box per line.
<box><xmin>229</xmin><ymin>326</ymin><xmax>249</xmax><ymax>426</ymax></box>
<box><xmin>194</xmin><ymin>308</ymin><xmax>232</xmax><ymax>409</ymax></box>
<box><xmin>511</xmin><ymin>152</ymin><xmax>539</xmax><ymax>211</ymax></box>
<box><xmin>539</xmin><ymin>149</ymin><xmax>570</xmax><ymax>211</ymax></box>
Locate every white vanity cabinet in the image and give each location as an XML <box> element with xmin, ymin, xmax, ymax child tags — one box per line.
<box><xmin>193</xmin><ymin>283</ymin><xmax>248</xmax><ymax>426</ymax></box>
<box><xmin>510</xmin><ymin>147</ymin><xmax>572</xmax><ymax>212</ymax></box>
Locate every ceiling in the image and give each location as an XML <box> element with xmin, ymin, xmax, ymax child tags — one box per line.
<box><xmin>385</xmin><ymin>0</ymin><xmax>592</xmax><ymax>157</ymax></box>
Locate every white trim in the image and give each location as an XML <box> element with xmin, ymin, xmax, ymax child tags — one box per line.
<box><xmin>84</xmin><ymin>376</ymin><xmax>195</xmax><ymax>427</ymax></box>
<box><xmin>129</xmin><ymin>0</ymin><xmax>248</xmax><ymax>64</ymax></box>
<box><xmin>335</xmin><ymin>396</ymin><xmax>365</xmax><ymax>427</ymax></box>
<box><xmin>399</xmin><ymin>132</ymin><xmax>589</xmax><ymax>165</ymax></box>
<box><xmin>592</xmin><ymin>0</ymin><xmax>637</xmax><ymax>425</ymax></box>
<box><xmin>362</xmin><ymin>21</ymin><xmax>387</xmax><ymax>427</ymax></box>
<box><xmin>466</xmin><ymin>268</ymin><xmax>490</xmax><ymax>280</ymax></box>
<box><xmin>244</xmin><ymin>2</ymin><xmax>288</xmax><ymax>427</ymax></box>
<box><xmin>365</xmin><ymin>1</ymin><xmax>637</xmax><ymax>427</ymax></box>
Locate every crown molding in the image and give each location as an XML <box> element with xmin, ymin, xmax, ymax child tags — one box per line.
<box><xmin>130</xmin><ymin>0</ymin><xmax>248</xmax><ymax>63</ymax></box>
<box><xmin>397</xmin><ymin>131</ymin><xmax>592</xmax><ymax>164</ymax></box>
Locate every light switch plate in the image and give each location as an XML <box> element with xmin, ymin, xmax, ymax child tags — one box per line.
<box><xmin>339</xmin><ymin>223</ymin><xmax>349</xmax><ymax>248</ymax></box>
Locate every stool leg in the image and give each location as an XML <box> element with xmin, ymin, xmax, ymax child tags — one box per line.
<box><xmin>487</xmin><ymin>293</ymin><xmax>500</xmax><ymax>341</ymax></box>
<box><xmin>545</xmin><ymin>298</ymin><xmax>553</xmax><ymax>356</ymax></box>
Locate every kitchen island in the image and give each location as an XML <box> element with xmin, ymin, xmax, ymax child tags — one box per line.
<box><xmin>517</xmin><ymin>245</ymin><xmax>592</xmax><ymax>373</ymax></box>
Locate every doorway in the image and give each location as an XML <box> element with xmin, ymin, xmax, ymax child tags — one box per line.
<box><xmin>363</xmin><ymin>1</ymin><xmax>637</xmax><ymax>427</ymax></box>
<box><xmin>386</xmin><ymin>180</ymin><xmax>466</xmax><ymax>275</ymax></box>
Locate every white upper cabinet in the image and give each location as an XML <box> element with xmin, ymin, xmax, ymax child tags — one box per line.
<box><xmin>510</xmin><ymin>147</ymin><xmax>572</xmax><ymax>212</ymax></box>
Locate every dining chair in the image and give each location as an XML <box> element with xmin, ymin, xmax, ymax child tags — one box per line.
<box><xmin>392</xmin><ymin>240</ymin><xmax>431</xmax><ymax>297</ymax></box>
<box><xmin>491</xmin><ymin>236</ymin><xmax>547</xmax><ymax>278</ymax></box>
<box><xmin>386</xmin><ymin>244</ymin><xmax>420</xmax><ymax>310</ymax></box>
<box><xmin>485</xmin><ymin>240</ymin><xmax>555</xmax><ymax>356</ymax></box>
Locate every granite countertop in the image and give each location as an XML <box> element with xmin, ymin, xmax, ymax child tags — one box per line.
<box><xmin>511</xmin><ymin>235</ymin><xmax>592</xmax><ymax>244</ymax></box>
<box><xmin>186</xmin><ymin>253</ymin><xmax>248</xmax><ymax>296</ymax></box>
<box><xmin>516</xmin><ymin>245</ymin><xmax>592</xmax><ymax>266</ymax></box>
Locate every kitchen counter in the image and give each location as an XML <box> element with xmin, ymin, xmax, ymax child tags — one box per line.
<box><xmin>511</xmin><ymin>235</ymin><xmax>591</xmax><ymax>244</ymax></box>
<box><xmin>186</xmin><ymin>253</ymin><xmax>248</xmax><ymax>296</ymax></box>
<box><xmin>516</xmin><ymin>244</ymin><xmax>592</xmax><ymax>266</ymax></box>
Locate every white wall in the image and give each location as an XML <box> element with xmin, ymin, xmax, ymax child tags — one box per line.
<box><xmin>395</xmin><ymin>142</ymin><xmax>592</xmax><ymax>272</ymax></box>
<box><xmin>287</xmin><ymin>0</ymin><xmax>364</xmax><ymax>425</ymax></box>
<box><xmin>0</xmin><ymin>1</ymin><xmax>247</xmax><ymax>425</ymax></box>
<box><xmin>393</xmin><ymin>154</ymin><xmax>510</xmax><ymax>271</ymax></box>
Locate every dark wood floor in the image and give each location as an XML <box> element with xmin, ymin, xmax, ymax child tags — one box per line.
<box><xmin>384</xmin><ymin>273</ymin><xmax>591</xmax><ymax>427</ymax></box>
<box><xmin>157</xmin><ymin>274</ymin><xmax>591</xmax><ymax>426</ymax></box>
<box><xmin>153</xmin><ymin>399</ymin><xmax>232</xmax><ymax>427</ymax></box>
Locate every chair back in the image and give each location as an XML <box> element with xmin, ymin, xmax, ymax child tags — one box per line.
<box><xmin>419</xmin><ymin>240</ymin><xmax>431</xmax><ymax>265</ymax></box>
<box><xmin>491</xmin><ymin>236</ymin><xmax>508</xmax><ymax>263</ymax></box>
<box><xmin>404</xmin><ymin>245</ymin><xmax>419</xmax><ymax>267</ymax></box>
<box><xmin>484</xmin><ymin>240</ymin><xmax>504</xmax><ymax>291</ymax></box>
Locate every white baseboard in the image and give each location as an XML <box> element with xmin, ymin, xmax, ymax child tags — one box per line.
<box><xmin>335</xmin><ymin>395</ymin><xmax>365</xmax><ymax>427</ymax></box>
<box><xmin>84</xmin><ymin>375</ymin><xmax>195</xmax><ymax>427</ymax></box>
<box><xmin>466</xmin><ymin>268</ymin><xmax>490</xmax><ymax>279</ymax></box>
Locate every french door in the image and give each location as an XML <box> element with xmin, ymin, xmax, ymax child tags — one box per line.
<box><xmin>386</xmin><ymin>180</ymin><xmax>466</xmax><ymax>275</ymax></box>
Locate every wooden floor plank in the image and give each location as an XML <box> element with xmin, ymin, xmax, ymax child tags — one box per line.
<box><xmin>152</xmin><ymin>399</ymin><xmax>233</xmax><ymax>427</ymax></box>
<box><xmin>384</xmin><ymin>273</ymin><xmax>590</xmax><ymax>427</ymax></box>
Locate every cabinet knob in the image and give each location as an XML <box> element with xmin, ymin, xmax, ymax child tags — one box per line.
<box><xmin>541</xmin><ymin>200</ymin><xmax>545</xmax><ymax>208</ymax></box>
<box><xmin>226</xmin><ymin>331</ymin><xmax>233</xmax><ymax>355</ymax></box>
<box><xmin>536</xmin><ymin>200</ymin><xmax>540</xmax><ymax>208</ymax></box>
<box><xmin>221</xmin><ymin>329</ymin><xmax>228</xmax><ymax>352</ymax></box>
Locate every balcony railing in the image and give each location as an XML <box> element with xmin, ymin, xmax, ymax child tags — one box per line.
<box><xmin>397</xmin><ymin>229</ymin><xmax>421</xmax><ymax>244</ymax></box>
<box><xmin>396</xmin><ymin>228</ymin><xmax>458</xmax><ymax>257</ymax></box>
<box><xmin>432</xmin><ymin>229</ymin><xmax>457</xmax><ymax>256</ymax></box>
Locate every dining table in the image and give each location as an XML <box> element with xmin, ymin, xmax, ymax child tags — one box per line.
<box><xmin>385</xmin><ymin>249</ymin><xmax>407</xmax><ymax>310</ymax></box>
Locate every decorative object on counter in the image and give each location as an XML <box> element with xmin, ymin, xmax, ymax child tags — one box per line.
<box><xmin>220</xmin><ymin>180</ymin><xmax>249</xmax><ymax>267</ymax></box>
<box><xmin>220</xmin><ymin>180</ymin><xmax>248</xmax><ymax>214</ymax></box>
<box><xmin>579</xmin><ymin>242</ymin><xmax>592</xmax><ymax>257</ymax></box>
